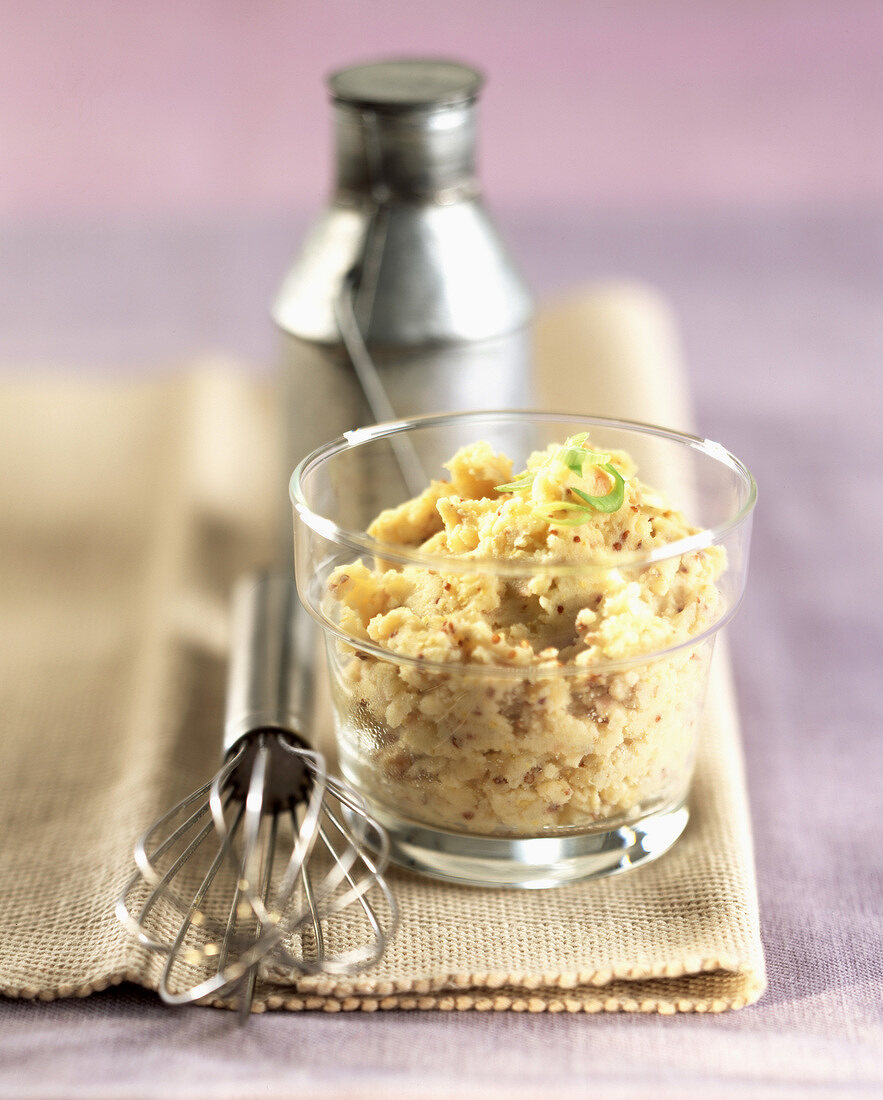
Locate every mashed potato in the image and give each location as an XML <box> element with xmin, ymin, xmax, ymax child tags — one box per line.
<box><xmin>325</xmin><ymin>437</ymin><xmax>725</xmax><ymax>835</ymax></box>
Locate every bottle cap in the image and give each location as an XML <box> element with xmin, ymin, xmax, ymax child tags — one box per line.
<box><xmin>328</xmin><ymin>59</ymin><xmax>483</xmax><ymax>112</ymax></box>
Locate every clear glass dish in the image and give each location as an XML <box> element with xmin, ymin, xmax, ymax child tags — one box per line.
<box><xmin>291</xmin><ymin>411</ymin><xmax>756</xmax><ymax>887</ymax></box>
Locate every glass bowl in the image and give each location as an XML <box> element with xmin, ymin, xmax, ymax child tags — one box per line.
<box><xmin>291</xmin><ymin>411</ymin><xmax>756</xmax><ymax>887</ymax></box>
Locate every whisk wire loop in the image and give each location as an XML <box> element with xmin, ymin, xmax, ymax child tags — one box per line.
<box><xmin>116</xmin><ymin>575</ymin><xmax>398</xmax><ymax>1012</ymax></box>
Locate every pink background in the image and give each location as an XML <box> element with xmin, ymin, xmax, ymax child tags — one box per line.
<box><xmin>2</xmin><ymin>0</ymin><xmax>881</xmax><ymax>220</ymax></box>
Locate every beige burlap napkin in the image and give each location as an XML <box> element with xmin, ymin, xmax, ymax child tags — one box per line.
<box><xmin>0</xmin><ymin>286</ymin><xmax>765</xmax><ymax>1013</ymax></box>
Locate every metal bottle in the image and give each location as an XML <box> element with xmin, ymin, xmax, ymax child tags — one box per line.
<box><xmin>273</xmin><ymin>58</ymin><xmax>534</xmax><ymax>477</ymax></box>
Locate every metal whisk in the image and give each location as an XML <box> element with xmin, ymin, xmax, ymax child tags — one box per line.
<box><xmin>116</xmin><ymin>573</ymin><xmax>397</xmax><ymax>1017</ymax></box>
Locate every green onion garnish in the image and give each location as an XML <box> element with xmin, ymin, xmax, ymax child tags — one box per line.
<box><xmin>571</xmin><ymin>463</ymin><xmax>625</xmax><ymax>514</ymax></box>
<box><xmin>493</xmin><ymin>473</ymin><xmax>535</xmax><ymax>493</ymax></box>
<box><xmin>540</xmin><ymin>502</ymin><xmax>596</xmax><ymax>526</ymax></box>
<box><xmin>494</xmin><ymin>434</ymin><xmax>627</xmax><ymax>524</ymax></box>
<box><xmin>556</xmin><ymin>432</ymin><xmax>590</xmax><ymax>474</ymax></box>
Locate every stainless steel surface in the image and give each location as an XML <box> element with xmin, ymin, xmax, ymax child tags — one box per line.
<box><xmin>273</xmin><ymin>57</ymin><xmax>532</xmax><ymax>346</ymax></box>
<box><xmin>333</xmin><ymin>274</ymin><xmax>426</xmax><ymax>496</ymax></box>
<box><xmin>331</xmin><ymin>98</ymin><xmax>480</xmax><ymax>203</ymax></box>
<box><xmin>328</xmin><ymin>58</ymin><xmax>483</xmax><ymax>110</ymax></box>
<box><xmin>278</xmin><ymin>326</ymin><xmax>533</xmax><ymax>481</ymax></box>
<box><xmin>222</xmin><ymin>574</ymin><xmax>314</xmax><ymax>753</ymax></box>
<box><xmin>275</xmin><ymin>57</ymin><xmax>534</xmax><ymax>514</ymax></box>
<box><xmin>116</xmin><ymin>573</ymin><xmax>397</xmax><ymax>1018</ymax></box>
<box><xmin>273</xmin><ymin>195</ymin><xmax>533</xmax><ymax>347</ymax></box>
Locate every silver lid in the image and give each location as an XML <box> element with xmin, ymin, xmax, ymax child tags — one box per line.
<box><xmin>330</xmin><ymin>59</ymin><xmax>483</xmax><ymax>202</ymax></box>
<box><xmin>328</xmin><ymin>58</ymin><xmax>483</xmax><ymax>111</ymax></box>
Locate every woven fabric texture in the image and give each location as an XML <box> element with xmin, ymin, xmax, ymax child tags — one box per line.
<box><xmin>0</xmin><ymin>287</ymin><xmax>765</xmax><ymax>1013</ymax></box>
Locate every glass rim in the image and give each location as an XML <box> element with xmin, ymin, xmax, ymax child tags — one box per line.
<box><xmin>289</xmin><ymin>409</ymin><xmax>757</xmax><ymax>578</ymax></box>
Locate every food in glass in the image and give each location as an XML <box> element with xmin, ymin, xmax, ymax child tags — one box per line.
<box><xmin>292</xmin><ymin>413</ymin><xmax>755</xmax><ymax>886</ymax></box>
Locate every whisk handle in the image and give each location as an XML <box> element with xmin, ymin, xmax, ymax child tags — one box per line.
<box><xmin>223</xmin><ymin>573</ymin><xmax>315</xmax><ymax>755</ymax></box>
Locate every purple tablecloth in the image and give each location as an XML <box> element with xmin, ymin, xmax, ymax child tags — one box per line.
<box><xmin>1</xmin><ymin>206</ymin><xmax>880</xmax><ymax>1098</ymax></box>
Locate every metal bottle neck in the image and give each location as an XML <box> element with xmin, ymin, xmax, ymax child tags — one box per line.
<box><xmin>271</xmin><ymin>59</ymin><xmax>532</xmax><ymax>346</ymax></box>
<box><xmin>332</xmin><ymin>100</ymin><xmax>480</xmax><ymax>204</ymax></box>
